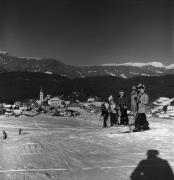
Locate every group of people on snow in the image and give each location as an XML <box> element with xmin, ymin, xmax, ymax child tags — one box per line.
<box><xmin>100</xmin><ymin>83</ymin><xmax>149</xmax><ymax>132</ymax></box>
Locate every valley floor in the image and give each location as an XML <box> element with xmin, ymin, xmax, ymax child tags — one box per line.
<box><xmin>0</xmin><ymin>108</ymin><xmax>174</xmax><ymax>180</ymax></box>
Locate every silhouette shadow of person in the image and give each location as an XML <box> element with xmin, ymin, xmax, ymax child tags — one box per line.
<box><xmin>130</xmin><ymin>150</ymin><xmax>174</xmax><ymax>180</ymax></box>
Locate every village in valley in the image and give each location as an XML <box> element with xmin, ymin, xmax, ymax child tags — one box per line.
<box><xmin>1</xmin><ymin>84</ymin><xmax>174</xmax><ymax>121</ymax></box>
<box><xmin>0</xmin><ymin>85</ymin><xmax>104</xmax><ymax>118</ymax></box>
<box><xmin>0</xmin><ymin>86</ymin><xmax>78</xmax><ymax>118</ymax></box>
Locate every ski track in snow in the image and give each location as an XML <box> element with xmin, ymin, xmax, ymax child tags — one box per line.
<box><xmin>0</xmin><ymin>111</ymin><xmax>174</xmax><ymax>180</ymax></box>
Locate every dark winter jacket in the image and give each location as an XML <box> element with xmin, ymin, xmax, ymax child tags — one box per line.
<box><xmin>131</xmin><ymin>91</ymin><xmax>138</xmax><ymax>112</ymax></box>
<box><xmin>117</xmin><ymin>95</ymin><xmax>128</xmax><ymax>110</ymax></box>
<box><xmin>101</xmin><ymin>106</ymin><xmax>109</xmax><ymax>116</ymax></box>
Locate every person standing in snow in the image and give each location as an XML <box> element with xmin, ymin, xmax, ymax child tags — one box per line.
<box><xmin>2</xmin><ymin>130</ymin><xmax>7</xmax><ymax>139</ymax></box>
<box><xmin>100</xmin><ymin>103</ymin><xmax>109</xmax><ymax>128</ymax></box>
<box><xmin>134</xmin><ymin>84</ymin><xmax>149</xmax><ymax>131</ymax></box>
<box><xmin>109</xmin><ymin>99</ymin><xmax>117</xmax><ymax>127</ymax></box>
<box><xmin>131</xmin><ymin>86</ymin><xmax>138</xmax><ymax>116</ymax></box>
<box><xmin>19</xmin><ymin>128</ymin><xmax>22</xmax><ymax>134</ymax></box>
<box><xmin>129</xmin><ymin>86</ymin><xmax>138</xmax><ymax>131</ymax></box>
<box><xmin>117</xmin><ymin>90</ymin><xmax>129</xmax><ymax>125</ymax></box>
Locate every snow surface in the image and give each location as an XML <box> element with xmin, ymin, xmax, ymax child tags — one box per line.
<box><xmin>129</xmin><ymin>71</ymin><xmax>140</xmax><ymax>75</ymax></box>
<box><xmin>129</xmin><ymin>72</ymin><xmax>152</xmax><ymax>77</ymax></box>
<box><xmin>119</xmin><ymin>73</ymin><xmax>127</xmax><ymax>79</ymax></box>
<box><xmin>76</xmin><ymin>71</ymin><xmax>85</xmax><ymax>78</ymax></box>
<box><xmin>105</xmin><ymin>71</ymin><xmax>116</xmax><ymax>76</ymax></box>
<box><xmin>153</xmin><ymin>97</ymin><xmax>174</xmax><ymax>106</ymax></box>
<box><xmin>102</xmin><ymin>61</ymin><xmax>174</xmax><ymax>69</ymax></box>
<box><xmin>156</xmin><ymin>70</ymin><xmax>163</xmax><ymax>74</ymax></box>
<box><xmin>0</xmin><ymin>110</ymin><xmax>174</xmax><ymax>180</ymax></box>
<box><xmin>141</xmin><ymin>74</ymin><xmax>151</xmax><ymax>77</ymax></box>
<box><xmin>102</xmin><ymin>62</ymin><xmax>165</xmax><ymax>68</ymax></box>
<box><xmin>1</xmin><ymin>50</ymin><xmax>174</xmax><ymax>70</ymax></box>
<box><xmin>87</xmin><ymin>71</ymin><xmax>97</xmax><ymax>73</ymax></box>
<box><xmin>152</xmin><ymin>97</ymin><xmax>174</xmax><ymax>118</ymax></box>
<box><xmin>166</xmin><ymin>64</ymin><xmax>174</xmax><ymax>69</ymax></box>
<box><xmin>20</xmin><ymin>57</ymin><xmax>43</xmax><ymax>60</ymax></box>
<box><xmin>45</xmin><ymin>71</ymin><xmax>53</xmax><ymax>75</ymax></box>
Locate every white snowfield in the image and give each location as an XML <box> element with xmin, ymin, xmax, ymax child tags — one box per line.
<box><xmin>0</xmin><ymin>109</ymin><xmax>174</xmax><ymax>180</ymax></box>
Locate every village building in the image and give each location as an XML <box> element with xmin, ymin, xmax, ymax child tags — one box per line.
<box><xmin>64</xmin><ymin>101</ymin><xmax>71</xmax><ymax>106</ymax></box>
<box><xmin>87</xmin><ymin>98</ymin><xmax>95</xmax><ymax>103</ymax></box>
<box><xmin>45</xmin><ymin>94</ymin><xmax>51</xmax><ymax>101</ymax></box>
<box><xmin>48</xmin><ymin>97</ymin><xmax>64</xmax><ymax>107</ymax></box>
<box><xmin>14</xmin><ymin>101</ymin><xmax>22</xmax><ymax>107</ymax></box>
<box><xmin>40</xmin><ymin>86</ymin><xmax>44</xmax><ymax>104</ymax></box>
<box><xmin>37</xmin><ymin>86</ymin><xmax>45</xmax><ymax>105</ymax></box>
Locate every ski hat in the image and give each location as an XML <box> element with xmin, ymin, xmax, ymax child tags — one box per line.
<box><xmin>147</xmin><ymin>149</ymin><xmax>159</xmax><ymax>157</ymax></box>
<box><xmin>137</xmin><ymin>83</ymin><xmax>143</xmax><ymax>88</ymax></box>
<box><xmin>139</xmin><ymin>84</ymin><xmax>145</xmax><ymax>89</ymax></box>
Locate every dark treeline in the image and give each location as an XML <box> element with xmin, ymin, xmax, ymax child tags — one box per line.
<box><xmin>0</xmin><ymin>72</ymin><xmax>174</xmax><ymax>104</ymax></box>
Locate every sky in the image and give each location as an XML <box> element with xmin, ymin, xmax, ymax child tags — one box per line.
<box><xmin>0</xmin><ymin>0</ymin><xmax>173</xmax><ymax>65</ymax></box>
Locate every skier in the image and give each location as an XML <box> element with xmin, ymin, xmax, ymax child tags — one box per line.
<box><xmin>109</xmin><ymin>99</ymin><xmax>117</xmax><ymax>127</ymax></box>
<box><xmin>19</xmin><ymin>128</ymin><xmax>22</xmax><ymax>134</ymax></box>
<box><xmin>3</xmin><ymin>130</ymin><xmax>7</xmax><ymax>139</ymax></box>
<box><xmin>117</xmin><ymin>90</ymin><xmax>129</xmax><ymax>125</ymax></box>
<box><xmin>134</xmin><ymin>84</ymin><xmax>149</xmax><ymax>131</ymax></box>
<box><xmin>129</xmin><ymin>86</ymin><xmax>138</xmax><ymax>132</ymax></box>
<box><xmin>162</xmin><ymin>105</ymin><xmax>168</xmax><ymax>113</ymax></box>
<box><xmin>100</xmin><ymin>103</ymin><xmax>109</xmax><ymax>128</ymax></box>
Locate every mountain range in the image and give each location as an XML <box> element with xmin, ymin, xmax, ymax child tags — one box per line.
<box><xmin>1</xmin><ymin>51</ymin><xmax>174</xmax><ymax>78</ymax></box>
<box><xmin>0</xmin><ymin>51</ymin><xmax>174</xmax><ymax>103</ymax></box>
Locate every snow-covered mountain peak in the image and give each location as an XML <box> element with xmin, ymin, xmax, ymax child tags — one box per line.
<box><xmin>20</xmin><ymin>56</ymin><xmax>43</xmax><ymax>60</ymax></box>
<box><xmin>102</xmin><ymin>62</ymin><xmax>165</xmax><ymax>68</ymax></box>
<box><xmin>166</xmin><ymin>64</ymin><xmax>174</xmax><ymax>69</ymax></box>
<box><xmin>1</xmin><ymin>51</ymin><xmax>174</xmax><ymax>78</ymax></box>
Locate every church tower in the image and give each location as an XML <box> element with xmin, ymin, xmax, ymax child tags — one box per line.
<box><xmin>39</xmin><ymin>85</ymin><xmax>44</xmax><ymax>104</ymax></box>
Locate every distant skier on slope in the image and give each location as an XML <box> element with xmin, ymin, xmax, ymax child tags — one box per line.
<box><xmin>3</xmin><ymin>130</ymin><xmax>7</xmax><ymax>139</ymax></box>
<box><xmin>19</xmin><ymin>128</ymin><xmax>22</xmax><ymax>134</ymax></box>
